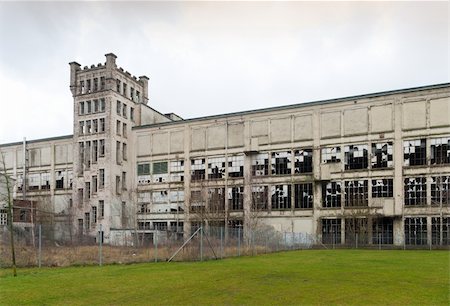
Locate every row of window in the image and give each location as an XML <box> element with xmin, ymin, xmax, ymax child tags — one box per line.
<box><xmin>79</xmin><ymin>118</ymin><xmax>105</xmax><ymax>135</ymax></box>
<box><xmin>321</xmin><ymin>217</ymin><xmax>450</xmax><ymax>245</ymax></box>
<box><xmin>116</xmin><ymin>79</ymin><xmax>141</xmax><ymax>103</ymax></box>
<box><xmin>78</xmin><ymin>99</ymin><xmax>106</xmax><ymax>116</ymax></box>
<box><xmin>78</xmin><ymin>140</ymin><xmax>106</xmax><ymax>168</ymax></box>
<box><xmin>16</xmin><ymin>171</ymin><xmax>73</xmax><ymax>191</ymax></box>
<box><xmin>79</xmin><ymin>77</ymin><xmax>105</xmax><ymax>94</ymax></box>
<box><xmin>116</xmin><ymin>100</ymin><xmax>134</xmax><ymax>121</ymax></box>
<box><xmin>137</xmin><ymin>221</ymin><xmax>184</xmax><ymax>231</ymax></box>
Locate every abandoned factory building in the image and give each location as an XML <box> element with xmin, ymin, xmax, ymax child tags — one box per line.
<box><xmin>0</xmin><ymin>53</ymin><xmax>449</xmax><ymax>246</ymax></box>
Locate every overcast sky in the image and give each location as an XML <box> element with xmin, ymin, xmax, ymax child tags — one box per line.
<box><xmin>0</xmin><ymin>1</ymin><xmax>448</xmax><ymax>144</ymax></box>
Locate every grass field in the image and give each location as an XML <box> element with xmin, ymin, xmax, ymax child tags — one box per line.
<box><xmin>1</xmin><ymin>250</ymin><xmax>448</xmax><ymax>305</ymax></box>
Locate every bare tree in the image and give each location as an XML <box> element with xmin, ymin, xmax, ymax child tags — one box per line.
<box><xmin>0</xmin><ymin>152</ymin><xmax>17</xmax><ymax>276</ymax></box>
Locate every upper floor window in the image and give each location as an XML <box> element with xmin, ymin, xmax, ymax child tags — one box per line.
<box><xmin>252</xmin><ymin>153</ymin><xmax>269</xmax><ymax>176</ymax></box>
<box><xmin>294</xmin><ymin>149</ymin><xmax>313</xmax><ymax>173</ymax></box>
<box><xmin>431</xmin><ymin>137</ymin><xmax>450</xmax><ymax>165</ymax></box>
<box><xmin>170</xmin><ymin>160</ymin><xmax>184</xmax><ymax>182</ymax></box>
<box><xmin>79</xmin><ymin>102</ymin><xmax>85</xmax><ymax>115</ymax></box>
<box><xmin>116</xmin><ymin>79</ymin><xmax>121</xmax><ymax>92</ymax></box>
<box><xmin>404</xmin><ymin>177</ymin><xmax>427</xmax><ymax>206</ymax></box>
<box><xmin>372</xmin><ymin>179</ymin><xmax>393</xmax><ymax>198</ymax></box>
<box><xmin>344</xmin><ymin>144</ymin><xmax>368</xmax><ymax>170</ymax></box>
<box><xmin>404</xmin><ymin>139</ymin><xmax>426</xmax><ymax>166</ymax></box>
<box><xmin>322</xmin><ymin>181</ymin><xmax>341</xmax><ymax>208</ymax></box>
<box><xmin>208</xmin><ymin>156</ymin><xmax>226</xmax><ymax>179</ymax></box>
<box><xmin>371</xmin><ymin>142</ymin><xmax>393</xmax><ymax>168</ymax></box>
<box><xmin>431</xmin><ymin>176</ymin><xmax>449</xmax><ymax>206</ymax></box>
<box><xmin>191</xmin><ymin>158</ymin><xmax>206</xmax><ymax>181</ymax></box>
<box><xmin>271</xmin><ymin>151</ymin><xmax>291</xmax><ymax>175</ymax></box>
<box><xmin>228</xmin><ymin>155</ymin><xmax>244</xmax><ymax>178</ymax></box>
<box><xmin>344</xmin><ymin>180</ymin><xmax>368</xmax><ymax>207</ymax></box>
<box><xmin>123</xmin><ymin>83</ymin><xmax>127</xmax><ymax>96</ymax></box>
<box><xmin>116</xmin><ymin>101</ymin><xmax>121</xmax><ymax>115</ymax></box>
<box><xmin>271</xmin><ymin>184</ymin><xmax>291</xmax><ymax>210</ymax></box>
<box><xmin>294</xmin><ymin>183</ymin><xmax>313</xmax><ymax>209</ymax></box>
<box><xmin>321</xmin><ymin>147</ymin><xmax>341</xmax><ymax>163</ymax></box>
<box><xmin>100</xmin><ymin>77</ymin><xmax>105</xmax><ymax>90</ymax></box>
<box><xmin>130</xmin><ymin>107</ymin><xmax>135</xmax><ymax>121</ymax></box>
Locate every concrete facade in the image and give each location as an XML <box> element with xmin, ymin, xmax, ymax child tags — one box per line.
<box><xmin>0</xmin><ymin>54</ymin><xmax>449</xmax><ymax>246</ymax></box>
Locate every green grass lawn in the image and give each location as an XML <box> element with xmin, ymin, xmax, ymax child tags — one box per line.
<box><xmin>1</xmin><ymin>250</ymin><xmax>448</xmax><ymax>305</ymax></box>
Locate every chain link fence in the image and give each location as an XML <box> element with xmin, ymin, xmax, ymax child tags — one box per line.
<box><xmin>0</xmin><ymin>223</ymin><xmax>448</xmax><ymax>268</ymax></box>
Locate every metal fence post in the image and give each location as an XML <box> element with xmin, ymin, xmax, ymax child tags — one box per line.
<box><xmin>379</xmin><ymin>233</ymin><xmax>381</xmax><ymax>250</ymax></box>
<box><xmin>356</xmin><ymin>233</ymin><xmax>358</xmax><ymax>249</ymax></box>
<box><xmin>200</xmin><ymin>226</ymin><xmax>203</xmax><ymax>261</ymax></box>
<box><xmin>38</xmin><ymin>224</ymin><xmax>42</xmax><ymax>268</ymax></box>
<box><xmin>220</xmin><ymin>226</ymin><xmax>223</xmax><ymax>259</ymax></box>
<box><xmin>237</xmin><ymin>227</ymin><xmax>241</xmax><ymax>257</ymax></box>
<box><xmin>154</xmin><ymin>229</ymin><xmax>158</xmax><ymax>263</ymax></box>
<box><xmin>99</xmin><ymin>224</ymin><xmax>103</xmax><ymax>266</ymax></box>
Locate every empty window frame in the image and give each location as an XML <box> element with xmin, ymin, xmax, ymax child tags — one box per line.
<box><xmin>28</xmin><ymin>173</ymin><xmax>40</xmax><ymax>191</ymax></box>
<box><xmin>130</xmin><ymin>107</ymin><xmax>135</xmax><ymax>121</ymax></box>
<box><xmin>116</xmin><ymin>141</ymin><xmax>121</xmax><ymax>163</ymax></box>
<box><xmin>252</xmin><ymin>153</ymin><xmax>269</xmax><ymax>176</ymax></box>
<box><xmin>404</xmin><ymin>217</ymin><xmax>427</xmax><ymax>245</ymax></box>
<box><xmin>137</xmin><ymin>163</ymin><xmax>151</xmax><ymax>184</ymax></box>
<box><xmin>191</xmin><ymin>158</ymin><xmax>206</xmax><ymax>181</ymax></box>
<box><xmin>170</xmin><ymin>160</ymin><xmax>184</xmax><ymax>182</ymax></box>
<box><xmin>431</xmin><ymin>217</ymin><xmax>450</xmax><ymax>245</ymax></box>
<box><xmin>321</xmin><ymin>147</ymin><xmax>341</xmax><ymax>163</ymax></box>
<box><xmin>79</xmin><ymin>101</ymin><xmax>85</xmax><ymax>115</ymax></box>
<box><xmin>190</xmin><ymin>190</ymin><xmax>205</xmax><ymax>213</ymax></box>
<box><xmin>79</xmin><ymin>121</ymin><xmax>85</xmax><ymax>135</ymax></box>
<box><xmin>153</xmin><ymin>161</ymin><xmax>168</xmax><ymax>183</ymax></box>
<box><xmin>228</xmin><ymin>155</ymin><xmax>244</xmax><ymax>178</ymax></box>
<box><xmin>55</xmin><ymin>170</ymin><xmax>65</xmax><ymax>189</ymax></box>
<box><xmin>294</xmin><ymin>149</ymin><xmax>313</xmax><ymax>173</ymax></box>
<box><xmin>271</xmin><ymin>184</ymin><xmax>291</xmax><ymax>210</ymax></box>
<box><xmin>154</xmin><ymin>222</ymin><xmax>168</xmax><ymax>231</ymax></box>
<box><xmin>403</xmin><ymin>139</ymin><xmax>426</xmax><ymax>166</ymax></box>
<box><xmin>92</xmin><ymin>119</ymin><xmax>98</xmax><ymax>133</ymax></box>
<box><xmin>122</xmin><ymin>103</ymin><xmax>127</xmax><ymax>118</ymax></box>
<box><xmin>431</xmin><ymin>176</ymin><xmax>450</xmax><ymax>206</ymax></box>
<box><xmin>344</xmin><ymin>180</ymin><xmax>368</xmax><ymax>207</ymax></box>
<box><xmin>100</xmin><ymin>77</ymin><xmax>105</xmax><ymax>90</ymax></box>
<box><xmin>371</xmin><ymin>179</ymin><xmax>393</xmax><ymax>198</ymax></box>
<box><xmin>92</xmin><ymin>175</ymin><xmax>98</xmax><ymax>194</ymax></box>
<box><xmin>99</xmin><ymin>118</ymin><xmax>105</xmax><ymax>133</ymax></box>
<box><xmin>344</xmin><ymin>144</ymin><xmax>368</xmax><ymax>170</ymax></box>
<box><xmin>251</xmin><ymin>186</ymin><xmax>268</xmax><ymax>210</ymax></box>
<box><xmin>93</xmin><ymin>78</ymin><xmax>98</xmax><ymax>91</ymax></box>
<box><xmin>92</xmin><ymin>140</ymin><xmax>98</xmax><ymax>163</ymax></box>
<box><xmin>322</xmin><ymin>181</ymin><xmax>342</xmax><ymax>208</ymax></box>
<box><xmin>294</xmin><ymin>183</ymin><xmax>313</xmax><ymax>209</ymax></box>
<box><xmin>99</xmin><ymin>169</ymin><xmax>105</xmax><ymax>188</ymax></box>
<box><xmin>322</xmin><ymin>218</ymin><xmax>341</xmax><ymax>244</ymax></box>
<box><xmin>431</xmin><ymin>137</ymin><xmax>450</xmax><ymax>164</ymax></box>
<box><xmin>404</xmin><ymin>177</ymin><xmax>427</xmax><ymax>206</ymax></box>
<box><xmin>169</xmin><ymin>189</ymin><xmax>184</xmax><ymax>212</ymax></box>
<box><xmin>371</xmin><ymin>142</ymin><xmax>393</xmax><ymax>168</ymax></box>
<box><xmin>99</xmin><ymin>200</ymin><xmax>104</xmax><ymax>218</ymax></box>
<box><xmin>99</xmin><ymin>98</ymin><xmax>105</xmax><ymax>112</ymax></box>
<box><xmin>80</xmin><ymin>80</ymin><xmax>85</xmax><ymax>94</ymax></box>
<box><xmin>86</xmin><ymin>120</ymin><xmax>92</xmax><ymax>134</ymax></box>
<box><xmin>372</xmin><ymin>218</ymin><xmax>394</xmax><ymax>244</ymax></box>
<box><xmin>116</xmin><ymin>120</ymin><xmax>121</xmax><ymax>136</ymax></box>
<box><xmin>99</xmin><ymin>139</ymin><xmax>105</xmax><ymax>156</ymax></box>
<box><xmin>152</xmin><ymin>190</ymin><xmax>169</xmax><ymax>204</ymax></box>
<box><xmin>86</xmin><ymin>100</ymin><xmax>92</xmax><ymax>114</ymax></box>
<box><xmin>40</xmin><ymin>172</ymin><xmax>50</xmax><ymax>190</ymax></box>
<box><xmin>207</xmin><ymin>156</ymin><xmax>226</xmax><ymax>179</ymax></box>
<box><xmin>116</xmin><ymin>100</ymin><xmax>121</xmax><ymax>115</ymax></box>
<box><xmin>122</xmin><ymin>143</ymin><xmax>127</xmax><ymax>161</ymax></box>
<box><xmin>228</xmin><ymin>186</ymin><xmax>244</xmax><ymax>211</ymax></box>
<box><xmin>208</xmin><ymin>188</ymin><xmax>225</xmax><ymax>212</ymax></box>
<box><xmin>271</xmin><ymin>151</ymin><xmax>292</xmax><ymax>175</ymax></box>
<box><xmin>345</xmin><ymin>218</ymin><xmax>368</xmax><ymax>245</ymax></box>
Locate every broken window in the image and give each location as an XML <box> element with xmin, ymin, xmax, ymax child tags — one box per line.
<box><xmin>190</xmin><ymin>190</ymin><xmax>205</xmax><ymax>213</ymax></box>
<box><xmin>208</xmin><ymin>156</ymin><xmax>226</xmax><ymax>179</ymax></box>
<box><xmin>208</xmin><ymin>188</ymin><xmax>226</xmax><ymax>212</ymax></box>
<box><xmin>404</xmin><ymin>177</ymin><xmax>427</xmax><ymax>206</ymax></box>
<box><xmin>99</xmin><ymin>169</ymin><xmax>105</xmax><ymax>189</ymax></box>
<box><xmin>322</xmin><ymin>181</ymin><xmax>341</xmax><ymax>208</ymax></box>
<box><xmin>228</xmin><ymin>186</ymin><xmax>244</xmax><ymax>211</ymax></box>
<box><xmin>404</xmin><ymin>217</ymin><xmax>427</xmax><ymax>245</ymax></box>
<box><xmin>432</xmin><ymin>217</ymin><xmax>450</xmax><ymax>245</ymax></box>
<box><xmin>371</xmin><ymin>142</ymin><xmax>393</xmax><ymax>168</ymax></box>
<box><xmin>136</xmin><ymin>91</ymin><xmax>140</xmax><ymax>103</ymax></box>
<box><xmin>138</xmin><ymin>192</ymin><xmax>151</xmax><ymax>213</ymax></box>
<box><xmin>344</xmin><ymin>144</ymin><xmax>368</xmax><ymax>170</ymax></box>
<box><xmin>252</xmin><ymin>153</ymin><xmax>269</xmax><ymax>176</ymax></box>
<box><xmin>99</xmin><ymin>200</ymin><xmax>104</xmax><ymax>219</ymax></box>
<box><xmin>404</xmin><ymin>139</ymin><xmax>426</xmax><ymax>166</ymax></box>
<box><xmin>99</xmin><ymin>139</ymin><xmax>105</xmax><ymax>156</ymax></box>
<box><xmin>122</xmin><ymin>143</ymin><xmax>127</xmax><ymax>161</ymax></box>
<box><xmin>130</xmin><ymin>107</ymin><xmax>135</xmax><ymax>121</ymax></box>
<box><xmin>322</xmin><ymin>218</ymin><xmax>341</xmax><ymax>244</ymax></box>
<box><xmin>122</xmin><ymin>103</ymin><xmax>127</xmax><ymax>118</ymax></box>
<box><xmin>79</xmin><ymin>101</ymin><xmax>85</xmax><ymax>115</ymax></box>
<box><xmin>92</xmin><ymin>140</ymin><xmax>98</xmax><ymax>163</ymax></box>
<box><xmin>170</xmin><ymin>160</ymin><xmax>184</xmax><ymax>182</ymax></box>
<box><xmin>431</xmin><ymin>176</ymin><xmax>449</xmax><ymax>206</ymax></box>
<box><xmin>372</xmin><ymin>218</ymin><xmax>393</xmax><ymax>244</ymax></box>
<box><xmin>28</xmin><ymin>173</ymin><xmax>40</xmax><ymax>191</ymax></box>
<box><xmin>68</xmin><ymin>170</ymin><xmax>73</xmax><ymax>188</ymax></box>
<box><xmin>99</xmin><ymin>98</ymin><xmax>105</xmax><ymax>112</ymax></box>
<box><xmin>92</xmin><ymin>175</ymin><xmax>97</xmax><ymax>194</ymax></box>
<box><xmin>371</xmin><ymin>179</ymin><xmax>393</xmax><ymax>198</ymax></box>
<box><xmin>191</xmin><ymin>158</ymin><xmax>206</xmax><ymax>181</ymax></box>
<box><xmin>137</xmin><ymin>163</ymin><xmax>151</xmax><ymax>184</ymax></box>
<box><xmin>100</xmin><ymin>77</ymin><xmax>105</xmax><ymax>90</ymax></box>
<box><xmin>116</xmin><ymin>100</ymin><xmax>121</xmax><ymax>115</ymax></box>
<box><xmin>344</xmin><ymin>180</ymin><xmax>368</xmax><ymax>207</ymax></box>
<box><xmin>169</xmin><ymin>190</ymin><xmax>184</xmax><ymax>212</ymax></box>
<box><xmin>92</xmin><ymin>206</ymin><xmax>97</xmax><ymax>224</ymax></box>
<box><xmin>294</xmin><ymin>149</ymin><xmax>313</xmax><ymax>173</ymax></box>
<box><xmin>93</xmin><ymin>78</ymin><xmax>98</xmax><ymax>91</ymax></box>
<box><xmin>294</xmin><ymin>183</ymin><xmax>313</xmax><ymax>209</ymax></box>
<box><xmin>99</xmin><ymin>118</ymin><xmax>105</xmax><ymax>133</ymax></box>
<box><xmin>55</xmin><ymin>170</ymin><xmax>65</xmax><ymax>189</ymax></box>
<box><xmin>431</xmin><ymin>137</ymin><xmax>450</xmax><ymax>164</ymax></box>
<box><xmin>80</xmin><ymin>80</ymin><xmax>85</xmax><ymax>94</ymax></box>
<box><xmin>86</xmin><ymin>120</ymin><xmax>92</xmax><ymax>134</ymax></box>
<box><xmin>228</xmin><ymin>155</ymin><xmax>244</xmax><ymax>178</ymax></box>
<box><xmin>271</xmin><ymin>151</ymin><xmax>292</xmax><ymax>175</ymax></box>
<box><xmin>86</xmin><ymin>79</ymin><xmax>91</xmax><ymax>93</ymax></box>
<box><xmin>79</xmin><ymin>121</ymin><xmax>84</xmax><ymax>135</ymax></box>
<box><xmin>345</xmin><ymin>218</ymin><xmax>368</xmax><ymax>245</ymax></box>
<box><xmin>130</xmin><ymin>87</ymin><xmax>134</xmax><ymax>100</ymax></box>
<box><xmin>271</xmin><ymin>184</ymin><xmax>291</xmax><ymax>210</ymax></box>
<box><xmin>86</xmin><ymin>100</ymin><xmax>92</xmax><ymax>114</ymax></box>
<box><xmin>321</xmin><ymin>146</ymin><xmax>341</xmax><ymax>163</ymax></box>
<box><xmin>154</xmin><ymin>222</ymin><xmax>168</xmax><ymax>231</ymax></box>
<box><xmin>251</xmin><ymin>186</ymin><xmax>268</xmax><ymax>210</ymax></box>
<box><xmin>92</xmin><ymin>119</ymin><xmax>98</xmax><ymax>133</ymax></box>
<box><xmin>153</xmin><ymin>161</ymin><xmax>168</xmax><ymax>183</ymax></box>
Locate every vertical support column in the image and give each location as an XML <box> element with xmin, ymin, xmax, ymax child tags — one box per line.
<box><xmin>393</xmin><ymin>97</ymin><xmax>405</xmax><ymax>246</ymax></box>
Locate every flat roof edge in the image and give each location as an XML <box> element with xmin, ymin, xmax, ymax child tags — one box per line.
<box><xmin>0</xmin><ymin>135</ymin><xmax>74</xmax><ymax>148</ymax></box>
<box><xmin>133</xmin><ymin>82</ymin><xmax>450</xmax><ymax>131</ymax></box>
